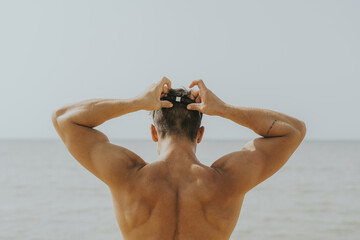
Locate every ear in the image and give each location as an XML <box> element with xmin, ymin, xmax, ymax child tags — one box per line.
<box><xmin>196</xmin><ymin>126</ymin><xmax>205</xmax><ymax>144</ymax></box>
<box><xmin>151</xmin><ymin>124</ymin><xmax>159</xmax><ymax>142</ymax></box>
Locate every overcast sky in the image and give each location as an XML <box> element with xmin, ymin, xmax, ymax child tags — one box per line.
<box><xmin>0</xmin><ymin>0</ymin><xmax>359</xmax><ymax>140</ymax></box>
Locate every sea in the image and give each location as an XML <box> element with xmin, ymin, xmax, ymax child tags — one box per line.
<box><xmin>0</xmin><ymin>139</ymin><xmax>359</xmax><ymax>240</ymax></box>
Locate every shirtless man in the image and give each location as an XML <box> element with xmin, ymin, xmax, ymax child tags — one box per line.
<box><xmin>52</xmin><ymin>77</ymin><xmax>306</xmax><ymax>240</ymax></box>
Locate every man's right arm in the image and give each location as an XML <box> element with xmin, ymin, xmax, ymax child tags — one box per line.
<box><xmin>187</xmin><ymin>80</ymin><xmax>306</xmax><ymax>195</ymax></box>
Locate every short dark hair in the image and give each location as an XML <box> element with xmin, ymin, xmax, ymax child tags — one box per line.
<box><xmin>151</xmin><ymin>88</ymin><xmax>203</xmax><ymax>141</ymax></box>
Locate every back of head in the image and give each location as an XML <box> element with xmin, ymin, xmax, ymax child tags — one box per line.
<box><xmin>151</xmin><ymin>88</ymin><xmax>203</xmax><ymax>141</ymax></box>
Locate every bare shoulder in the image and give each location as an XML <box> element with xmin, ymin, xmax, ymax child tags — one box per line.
<box><xmin>211</xmin><ymin>133</ymin><xmax>305</xmax><ymax>195</ymax></box>
<box><xmin>210</xmin><ymin>143</ymin><xmax>261</xmax><ymax>194</ymax></box>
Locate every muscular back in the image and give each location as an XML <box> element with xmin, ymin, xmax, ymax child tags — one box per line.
<box><xmin>110</xmin><ymin>160</ymin><xmax>244</xmax><ymax>240</ymax></box>
<box><xmin>52</xmin><ymin>79</ymin><xmax>306</xmax><ymax>240</ymax></box>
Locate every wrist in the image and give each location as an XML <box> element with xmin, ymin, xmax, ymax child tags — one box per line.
<box><xmin>129</xmin><ymin>96</ymin><xmax>147</xmax><ymax>111</ymax></box>
<box><xmin>214</xmin><ymin>102</ymin><xmax>232</xmax><ymax>117</ymax></box>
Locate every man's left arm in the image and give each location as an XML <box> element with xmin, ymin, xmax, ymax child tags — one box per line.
<box><xmin>51</xmin><ymin>77</ymin><xmax>173</xmax><ymax>187</ymax></box>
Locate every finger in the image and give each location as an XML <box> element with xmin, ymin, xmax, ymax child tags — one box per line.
<box><xmin>189</xmin><ymin>89</ymin><xmax>200</xmax><ymax>100</ymax></box>
<box><xmin>190</xmin><ymin>89</ymin><xmax>202</xmax><ymax>103</ymax></box>
<box><xmin>161</xmin><ymin>76</ymin><xmax>172</xmax><ymax>89</ymax></box>
<box><xmin>160</xmin><ymin>100</ymin><xmax>173</xmax><ymax>108</ymax></box>
<box><xmin>195</xmin><ymin>96</ymin><xmax>202</xmax><ymax>103</ymax></box>
<box><xmin>187</xmin><ymin>103</ymin><xmax>202</xmax><ymax>111</ymax></box>
<box><xmin>161</xmin><ymin>91</ymin><xmax>167</xmax><ymax>98</ymax></box>
<box><xmin>189</xmin><ymin>79</ymin><xmax>206</xmax><ymax>89</ymax></box>
<box><xmin>162</xmin><ymin>85</ymin><xmax>169</xmax><ymax>95</ymax></box>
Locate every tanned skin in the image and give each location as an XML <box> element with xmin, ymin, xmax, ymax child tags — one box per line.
<box><xmin>52</xmin><ymin>77</ymin><xmax>306</xmax><ymax>240</ymax></box>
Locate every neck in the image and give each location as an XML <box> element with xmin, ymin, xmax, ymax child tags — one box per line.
<box><xmin>157</xmin><ymin>136</ymin><xmax>199</xmax><ymax>163</ymax></box>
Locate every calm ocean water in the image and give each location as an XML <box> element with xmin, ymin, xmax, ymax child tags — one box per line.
<box><xmin>0</xmin><ymin>139</ymin><xmax>359</xmax><ymax>240</ymax></box>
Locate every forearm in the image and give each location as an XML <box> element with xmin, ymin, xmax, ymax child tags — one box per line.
<box><xmin>219</xmin><ymin>104</ymin><xmax>306</xmax><ymax>138</ymax></box>
<box><xmin>53</xmin><ymin>97</ymin><xmax>143</xmax><ymax>128</ymax></box>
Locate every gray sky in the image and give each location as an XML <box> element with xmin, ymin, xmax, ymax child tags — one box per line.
<box><xmin>0</xmin><ymin>0</ymin><xmax>359</xmax><ymax>140</ymax></box>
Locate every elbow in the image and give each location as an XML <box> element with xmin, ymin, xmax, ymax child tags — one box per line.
<box><xmin>51</xmin><ymin>107</ymin><xmax>68</xmax><ymax>126</ymax></box>
<box><xmin>51</xmin><ymin>109</ymin><xmax>61</xmax><ymax>128</ymax></box>
<box><xmin>52</xmin><ymin>110</ymin><xmax>58</xmax><ymax>123</ymax></box>
<box><xmin>52</xmin><ymin>109</ymin><xmax>62</xmax><ymax>121</ymax></box>
<box><xmin>297</xmin><ymin>120</ymin><xmax>307</xmax><ymax>140</ymax></box>
<box><xmin>52</xmin><ymin>105</ymin><xmax>69</xmax><ymax>118</ymax></box>
<box><xmin>286</xmin><ymin>120</ymin><xmax>306</xmax><ymax>144</ymax></box>
<box><xmin>300</xmin><ymin>120</ymin><xmax>306</xmax><ymax>135</ymax></box>
<box><xmin>51</xmin><ymin>110</ymin><xmax>58</xmax><ymax>121</ymax></box>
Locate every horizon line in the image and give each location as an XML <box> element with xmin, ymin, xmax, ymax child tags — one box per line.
<box><xmin>0</xmin><ymin>137</ymin><xmax>359</xmax><ymax>142</ymax></box>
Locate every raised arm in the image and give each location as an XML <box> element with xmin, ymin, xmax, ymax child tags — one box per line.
<box><xmin>52</xmin><ymin>77</ymin><xmax>173</xmax><ymax>187</ymax></box>
<box><xmin>187</xmin><ymin>80</ymin><xmax>306</xmax><ymax>195</ymax></box>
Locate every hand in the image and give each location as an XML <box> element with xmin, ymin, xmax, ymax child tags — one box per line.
<box><xmin>136</xmin><ymin>77</ymin><xmax>173</xmax><ymax>111</ymax></box>
<box><xmin>187</xmin><ymin>79</ymin><xmax>226</xmax><ymax>116</ymax></box>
